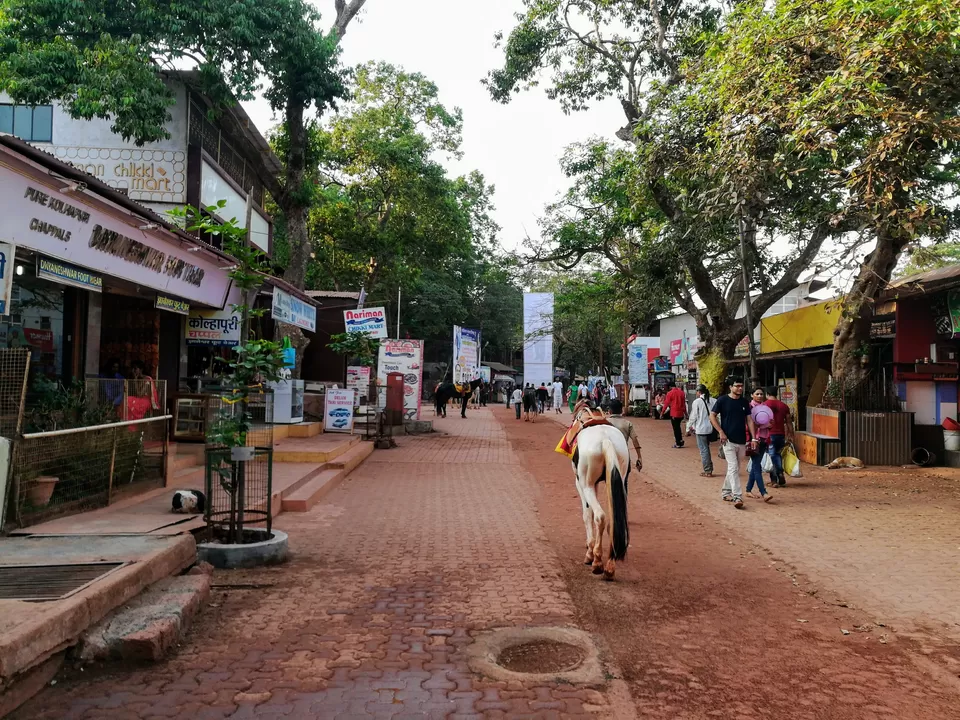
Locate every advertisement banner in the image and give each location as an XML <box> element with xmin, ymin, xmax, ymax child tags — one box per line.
<box><xmin>24</xmin><ymin>327</ymin><xmax>54</xmax><ymax>352</ymax></box>
<box><xmin>669</xmin><ymin>339</ymin><xmax>682</xmax><ymax>364</ymax></box>
<box><xmin>523</xmin><ymin>293</ymin><xmax>554</xmax><ymax>388</ymax></box>
<box><xmin>324</xmin><ymin>388</ymin><xmax>355</xmax><ymax>433</ymax></box>
<box><xmin>627</xmin><ymin>341</ymin><xmax>649</xmax><ymax>385</ymax></box>
<box><xmin>453</xmin><ymin>326</ymin><xmax>480</xmax><ymax>384</ymax></box>
<box><xmin>780</xmin><ymin>378</ymin><xmax>799</xmax><ymax>422</ymax></box>
<box><xmin>271</xmin><ymin>286</ymin><xmax>316</xmax><ymax>332</ymax></box>
<box><xmin>0</xmin><ymin>243</ymin><xmax>15</xmax><ymax>315</ymax></box>
<box><xmin>186</xmin><ymin>309</ymin><xmax>241</xmax><ymax>346</ymax></box>
<box><xmin>478</xmin><ymin>366</ymin><xmax>492</xmax><ymax>384</ymax></box>
<box><xmin>346</xmin><ymin>366</ymin><xmax>371</xmax><ymax>407</ymax></box>
<box><xmin>378</xmin><ymin>339</ymin><xmax>424</xmax><ymax>420</ymax></box>
<box><xmin>344</xmin><ymin>306</ymin><xmax>387</xmax><ymax>338</ymax></box>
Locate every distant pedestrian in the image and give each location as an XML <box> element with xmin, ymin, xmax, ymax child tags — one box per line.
<box><xmin>653</xmin><ymin>390</ymin><xmax>666</xmax><ymax>419</ymax></box>
<box><xmin>709</xmin><ymin>380</ymin><xmax>757</xmax><ymax>509</ymax></box>
<box><xmin>512</xmin><ymin>385</ymin><xmax>523</xmax><ymax>419</ymax></box>
<box><xmin>552</xmin><ymin>378</ymin><xmax>564</xmax><ymax>414</ymax></box>
<box><xmin>764</xmin><ymin>387</ymin><xmax>794</xmax><ymax>488</ymax></box>
<box><xmin>578</xmin><ymin>381</ymin><xmax>589</xmax><ymax>401</ymax></box>
<box><xmin>606</xmin><ymin>399</ymin><xmax>643</xmax><ymax>471</ymax></box>
<box><xmin>664</xmin><ymin>381</ymin><xmax>688</xmax><ymax>448</ymax></box>
<box><xmin>567</xmin><ymin>385</ymin><xmax>577</xmax><ymax>413</ymax></box>
<box><xmin>747</xmin><ymin>387</ymin><xmax>773</xmax><ymax>502</ymax></box>
<box><xmin>686</xmin><ymin>384</ymin><xmax>717</xmax><ymax>477</ymax></box>
<box><xmin>536</xmin><ymin>383</ymin><xmax>549</xmax><ymax>414</ymax></box>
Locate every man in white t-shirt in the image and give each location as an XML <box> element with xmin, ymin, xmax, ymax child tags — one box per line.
<box><xmin>551</xmin><ymin>379</ymin><xmax>564</xmax><ymax>414</ymax></box>
<box><xmin>578</xmin><ymin>382</ymin><xmax>588</xmax><ymax>400</ymax></box>
<box><xmin>511</xmin><ymin>386</ymin><xmax>523</xmax><ymax>420</ymax></box>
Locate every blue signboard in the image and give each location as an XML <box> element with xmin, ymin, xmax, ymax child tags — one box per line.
<box><xmin>36</xmin><ymin>255</ymin><xmax>103</xmax><ymax>292</ymax></box>
<box><xmin>628</xmin><ymin>342</ymin><xmax>648</xmax><ymax>385</ymax></box>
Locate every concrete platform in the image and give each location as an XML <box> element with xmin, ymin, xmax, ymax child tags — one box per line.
<box><xmin>0</xmin><ymin>534</ymin><xmax>196</xmax><ymax>710</ymax></box>
<box><xmin>272</xmin><ymin>434</ymin><xmax>360</xmax><ymax>463</ymax></box>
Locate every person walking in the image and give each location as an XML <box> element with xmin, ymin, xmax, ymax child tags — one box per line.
<box><xmin>523</xmin><ymin>383</ymin><xmax>537</xmax><ymax>422</ymax></box>
<box><xmin>764</xmin><ymin>387</ymin><xmax>794</xmax><ymax>487</ymax></box>
<box><xmin>536</xmin><ymin>383</ymin><xmax>549</xmax><ymax>414</ymax></box>
<box><xmin>606</xmin><ymin>399</ymin><xmax>643</xmax><ymax>471</ymax></box>
<box><xmin>512</xmin><ymin>385</ymin><xmax>523</xmax><ymax>420</ymax></box>
<box><xmin>664</xmin><ymin>381</ymin><xmax>688</xmax><ymax>448</ymax></box>
<box><xmin>686</xmin><ymin>384</ymin><xmax>717</xmax><ymax>477</ymax></box>
<box><xmin>552</xmin><ymin>378</ymin><xmax>565</xmax><ymax>414</ymax></box>
<box><xmin>746</xmin><ymin>387</ymin><xmax>774</xmax><ymax>502</ymax></box>
<box><xmin>709</xmin><ymin>380</ymin><xmax>757</xmax><ymax>509</ymax></box>
<box><xmin>578</xmin><ymin>381</ymin><xmax>589</xmax><ymax>402</ymax></box>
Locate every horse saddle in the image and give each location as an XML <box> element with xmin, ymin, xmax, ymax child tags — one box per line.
<box><xmin>555</xmin><ymin>402</ymin><xmax>611</xmax><ymax>458</ymax></box>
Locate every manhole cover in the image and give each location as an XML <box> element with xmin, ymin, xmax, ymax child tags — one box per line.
<box><xmin>497</xmin><ymin>640</ymin><xmax>585</xmax><ymax>674</ymax></box>
<box><xmin>0</xmin><ymin>562</ymin><xmax>125</xmax><ymax>601</ymax></box>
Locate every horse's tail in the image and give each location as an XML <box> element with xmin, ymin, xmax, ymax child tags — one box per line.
<box><xmin>602</xmin><ymin>436</ymin><xmax>630</xmax><ymax>561</ymax></box>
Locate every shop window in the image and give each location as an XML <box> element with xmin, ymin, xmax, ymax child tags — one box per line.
<box><xmin>3</xmin><ymin>260</ymin><xmax>66</xmax><ymax>380</ymax></box>
<box><xmin>0</xmin><ymin>103</ymin><xmax>54</xmax><ymax>142</ymax></box>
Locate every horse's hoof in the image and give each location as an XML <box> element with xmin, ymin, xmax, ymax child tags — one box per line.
<box><xmin>602</xmin><ymin>571</ymin><xmax>615</xmax><ymax>582</ymax></box>
<box><xmin>584</xmin><ymin>559</ymin><xmax>593</xmax><ymax>566</ymax></box>
<box><xmin>592</xmin><ymin>564</ymin><xmax>604</xmax><ymax>575</ymax></box>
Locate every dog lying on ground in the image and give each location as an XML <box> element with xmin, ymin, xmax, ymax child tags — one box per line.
<box><xmin>825</xmin><ymin>457</ymin><xmax>865</xmax><ymax>469</ymax></box>
<box><xmin>171</xmin><ymin>490</ymin><xmax>206</xmax><ymax>513</ymax></box>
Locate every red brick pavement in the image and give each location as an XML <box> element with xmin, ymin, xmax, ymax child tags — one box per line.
<box><xmin>600</xmin><ymin>414</ymin><xmax>960</xmax><ymax>642</ymax></box>
<box><xmin>15</xmin><ymin>410</ymin><xmax>625</xmax><ymax>719</ymax></box>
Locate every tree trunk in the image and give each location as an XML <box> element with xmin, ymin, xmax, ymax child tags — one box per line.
<box><xmin>831</xmin><ymin>232</ymin><xmax>908</xmax><ymax>386</ymax></box>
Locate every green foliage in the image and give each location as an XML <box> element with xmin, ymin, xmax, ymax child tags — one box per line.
<box><xmin>327</xmin><ymin>331</ymin><xmax>378</xmax><ymax>367</ymax></box>
<box><xmin>0</xmin><ymin>0</ymin><xmax>346</xmax><ymax>147</ymax></box>
<box><xmin>899</xmin><ymin>242</ymin><xmax>960</xmax><ymax>278</ymax></box>
<box><xmin>23</xmin><ymin>377</ymin><xmax>112</xmax><ymax>433</ymax></box>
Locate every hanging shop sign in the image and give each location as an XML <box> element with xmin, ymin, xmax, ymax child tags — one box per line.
<box><xmin>324</xmin><ymin>388</ymin><xmax>355</xmax><ymax>433</ymax></box>
<box><xmin>155</xmin><ymin>294</ymin><xmax>189</xmax><ymax>315</ymax></box>
<box><xmin>36</xmin><ymin>255</ymin><xmax>103</xmax><ymax>292</ymax></box>
<box><xmin>869</xmin><ymin>314</ymin><xmax>896</xmax><ymax>338</ymax></box>
<box><xmin>0</xmin><ymin>242</ymin><xmax>15</xmax><ymax>314</ymax></box>
<box><xmin>185</xmin><ymin>309</ymin><xmax>241</xmax><ymax>346</ymax></box>
<box><xmin>653</xmin><ymin>357</ymin><xmax>671</xmax><ymax>372</ymax></box>
<box><xmin>0</xmin><ymin>165</ymin><xmax>230</xmax><ymax>307</ymax></box>
<box><xmin>271</xmin><ymin>286</ymin><xmax>316</xmax><ymax>332</ymax></box>
<box><xmin>377</xmin><ymin>339</ymin><xmax>424</xmax><ymax>420</ymax></box>
<box><xmin>344</xmin><ymin>306</ymin><xmax>387</xmax><ymax>338</ymax></box>
<box><xmin>346</xmin><ymin>366</ymin><xmax>371</xmax><ymax>407</ymax></box>
<box><xmin>669</xmin><ymin>339</ymin><xmax>682</xmax><ymax>364</ymax></box>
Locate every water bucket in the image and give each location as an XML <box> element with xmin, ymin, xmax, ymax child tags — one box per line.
<box><xmin>944</xmin><ymin>430</ymin><xmax>960</xmax><ymax>452</ymax></box>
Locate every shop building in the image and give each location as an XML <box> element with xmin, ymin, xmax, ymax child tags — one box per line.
<box><xmin>0</xmin><ymin>133</ymin><xmax>236</xmax><ymax>391</ymax></box>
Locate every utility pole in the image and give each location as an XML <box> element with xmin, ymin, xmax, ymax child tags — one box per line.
<box><xmin>739</xmin><ymin>210</ymin><xmax>758</xmax><ymax>386</ymax></box>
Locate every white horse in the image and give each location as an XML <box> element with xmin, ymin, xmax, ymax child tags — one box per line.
<box><xmin>572</xmin><ymin>424</ymin><xmax>631</xmax><ymax>580</ymax></box>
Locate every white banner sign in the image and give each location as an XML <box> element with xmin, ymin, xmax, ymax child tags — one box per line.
<box><xmin>453</xmin><ymin>326</ymin><xmax>480</xmax><ymax>384</ymax></box>
<box><xmin>346</xmin><ymin>366</ymin><xmax>371</xmax><ymax>407</ymax></box>
<box><xmin>344</xmin><ymin>306</ymin><xmax>387</xmax><ymax>339</ymax></box>
<box><xmin>0</xmin><ymin>165</ymin><xmax>231</xmax><ymax>307</ymax></box>
<box><xmin>186</xmin><ymin>309</ymin><xmax>241</xmax><ymax>346</ymax></box>
<box><xmin>0</xmin><ymin>243</ymin><xmax>15</xmax><ymax>315</ymax></box>
<box><xmin>271</xmin><ymin>286</ymin><xmax>316</xmax><ymax>332</ymax></box>
<box><xmin>377</xmin><ymin>339</ymin><xmax>424</xmax><ymax>420</ymax></box>
<box><xmin>324</xmin><ymin>388</ymin><xmax>355</xmax><ymax>433</ymax></box>
<box><xmin>523</xmin><ymin>293</ymin><xmax>554</xmax><ymax>388</ymax></box>
<box><xmin>628</xmin><ymin>342</ymin><xmax>649</xmax><ymax>385</ymax></box>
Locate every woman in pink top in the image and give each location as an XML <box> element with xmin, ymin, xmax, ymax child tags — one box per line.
<box><xmin>746</xmin><ymin>387</ymin><xmax>773</xmax><ymax>501</ymax></box>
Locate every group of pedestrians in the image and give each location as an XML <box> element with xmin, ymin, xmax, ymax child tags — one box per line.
<box><xmin>667</xmin><ymin>380</ymin><xmax>794</xmax><ymax>509</ymax></box>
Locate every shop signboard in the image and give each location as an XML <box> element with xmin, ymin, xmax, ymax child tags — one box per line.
<box><xmin>734</xmin><ymin>335</ymin><xmax>760</xmax><ymax>358</ymax></box>
<box><xmin>36</xmin><ymin>255</ymin><xmax>102</xmax><ymax>292</ymax></box>
<box><xmin>627</xmin><ymin>341</ymin><xmax>648</xmax><ymax>385</ymax></box>
<box><xmin>669</xmin><ymin>340</ymin><xmax>682</xmax><ymax>364</ymax></box>
<box><xmin>346</xmin><ymin>366</ymin><xmax>371</xmax><ymax>407</ymax></box>
<box><xmin>155</xmin><ymin>294</ymin><xmax>189</xmax><ymax>315</ymax></box>
<box><xmin>377</xmin><ymin>339</ymin><xmax>423</xmax><ymax>420</ymax></box>
<box><xmin>49</xmin><ymin>145</ymin><xmax>186</xmax><ymax>204</ymax></box>
<box><xmin>324</xmin><ymin>388</ymin><xmax>355</xmax><ymax>433</ymax></box>
<box><xmin>0</xmin><ymin>166</ymin><xmax>231</xmax><ymax>307</ymax></box>
<box><xmin>780</xmin><ymin>378</ymin><xmax>799</xmax><ymax>421</ymax></box>
<box><xmin>185</xmin><ymin>309</ymin><xmax>241</xmax><ymax>346</ymax></box>
<box><xmin>344</xmin><ymin>306</ymin><xmax>387</xmax><ymax>338</ymax></box>
<box><xmin>453</xmin><ymin>326</ymin><xmax>480</xmax><ymax>384</ymax></box>
<box><xmin>0</xmin><ymin>242</ymin><xmax>14</xmax><ymax>314</ymax></box>
<box><xmin>271</xmin><ymin>287</ymin><xmax>316</xmax><ymax>332</ymax></box>
<box><xmin>653</xmin><ymin>357</ymin><xmax>671</xmax><ymax>372</ymax></box>
<box><xmin>23</xmin><ymin>327</ymin><xmax>54</xmax><ymax>352</ymax></box>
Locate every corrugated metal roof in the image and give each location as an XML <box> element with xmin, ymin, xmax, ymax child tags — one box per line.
<box><xmin>305</xmin><ymin>290</ymin><xmax>361</xmax><ymax>299</ymax></box>
<box><xmin>887</xmin><ymin>263</ymin><xmax>960</xmax><ymax>295</ymax></box>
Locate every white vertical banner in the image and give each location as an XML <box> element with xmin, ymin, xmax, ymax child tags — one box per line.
<box><xmin>453</xmin><ymin>326</ymin><xmax>480</xmax><ymax>384</ymax></box>
<box><xmin>523</xmin><ymin>293</ymin><xmax>554</xmax><ymax>388</ymax></box>
<box><xmin>324</xmin><ymin>388</ymin><xmax>355</xmax><ymax>433</ymax></box>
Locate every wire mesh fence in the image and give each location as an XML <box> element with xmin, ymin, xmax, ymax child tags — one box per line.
<box><xmin>204</xmin><ymin>390</ymin><xmax>274</xmax><ymax>449</ymax></box>
<box><xmin>0</xmin><ymin>349</ymin><xmax>30</xmax><ymax>439</ymax></box>
<box><xmin>11</xmin><ymin>415</ymin><xmax>169</xmax><ymax>528</ymax></box>
<box><xmin>84</xmin><ymin>378</ymin><xmax>168</xmax><ymax>423</ymax></box>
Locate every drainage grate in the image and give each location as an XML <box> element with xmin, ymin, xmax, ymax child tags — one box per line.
<box><xmin>0</xmin><ymin>562</ymin><xmax>126</xmax><ymax>601</ymax></box>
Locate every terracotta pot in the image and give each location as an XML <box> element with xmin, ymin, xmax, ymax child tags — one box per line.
<box><xmin>27</xmin><ymin>476</ymin><xmax>58</xmax><ymax>507</ymax></box>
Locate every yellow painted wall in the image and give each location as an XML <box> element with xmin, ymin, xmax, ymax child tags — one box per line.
<box><xmin>760</xmin><ymin>300</ymin><xmax>840</xmax><ymax>354</ymax></box>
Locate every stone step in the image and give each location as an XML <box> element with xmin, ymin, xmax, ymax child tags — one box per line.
<box><xmin>172</xmin><ymin>465</ymin><xmax>204</xmax><ymax>484</ymax></box>
<box><xmin>280</xmin><ymin>468</ymin><xmax>347</xmax><ymax>513</ymax></box>
<box><xmin>77</xmin><ymin>565</ymin><xmax>213</xmax><ymax>663</ymax></box>
<box><xmin>171</xmin><ymin>454</ymin><xmax>200</xmax><ymax>472</ymax></box>
<box><xmin>281</xmin><ymin>442</ymin><xmax>375</xmax><ymax>513</ymax></box>
<box><xmin>288</xmin><ymin>421</ymin><xmax>323</xmax><ymax>438</ymax></box>
<box><xmin>273</xmin><ymin>435</ymin><xmax>360</xmax><ymax>463</ymax></box>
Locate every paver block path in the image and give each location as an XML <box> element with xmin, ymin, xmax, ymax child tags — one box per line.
<box><xmin>16</xmin><ymin>409</ymin><xmax>620</xmax><ymax>719</ymax></box>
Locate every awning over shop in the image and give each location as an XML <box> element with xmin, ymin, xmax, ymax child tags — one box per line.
<box><xmin>482</xmin><ymin>361</ymin><xmax>518</xmax><ymax>374</ymax></box>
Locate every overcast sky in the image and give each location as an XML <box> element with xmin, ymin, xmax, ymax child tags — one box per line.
<box><xmin>241</xmin><ymin>1</ymin><xmax>625</xmax><ymax>253</ymax></box>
